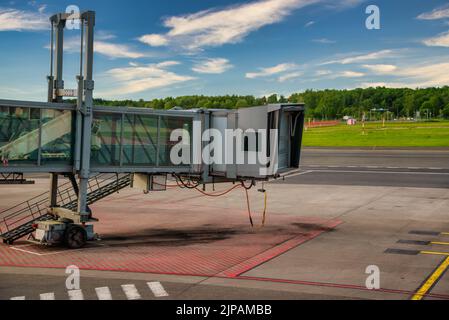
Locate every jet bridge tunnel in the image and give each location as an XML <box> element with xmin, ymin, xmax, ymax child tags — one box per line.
<box><xmin>0</xmin><ymin>100</ymin><xmax>305</xmax><ymax>178</ymax></box>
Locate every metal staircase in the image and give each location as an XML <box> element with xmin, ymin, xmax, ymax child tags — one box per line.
<box><xmin>0</xmin><ymin>173</ymin><xmax>131</xmax><ymax>244</ymax></box>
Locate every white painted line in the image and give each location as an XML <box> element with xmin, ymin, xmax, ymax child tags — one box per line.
<box><xmin>314</xmin><ymin>170</ymin><xmax>449</xmax><ymax>176</ymax></box>
<box><xmin>9</xmin><ymin>244</ymin><xmax>106</xmax><ymax>257</ymax></box>
<box><xmin>285</xmin><ymin>171</ymin><xmax>314</xmax><ymax>179</ymax></box>
<box><xmin>95</xmin><ymin>287</ymin><xmax>112</xmax><ymax>300</ymax></box>
<box><xmin>147</xmin><ymin>282</ymin><xmax>169</xmax><ymax>298</ymax></box>
<box><xmin>121</xmin><ymin>284</ymin><xmax>141</xmax><ymax>300</ymax></box>
<box><xmin>10</xmin><ymin>246</ymin><xmax>43</xmax><ymax>256</ymax></box>
<box><xmin>10</xmin><ymin>296</ymin><xmax>25</xmax><ymax>300</ymax></box>
<box><xmin>68</xmin><ymin>290</ymin><xmax>84</xmax><ymax>300</ymax></box>
<box><xmin>40</xmin><ymin>292</ymin><xmax>55</xmax><ymax>300</ymax></box>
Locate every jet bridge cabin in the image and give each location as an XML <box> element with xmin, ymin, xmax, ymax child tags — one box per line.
<box><xmin>208</xmin><ymin>104</ymin><xmax>305</xmax><ymax>180</ymax></box>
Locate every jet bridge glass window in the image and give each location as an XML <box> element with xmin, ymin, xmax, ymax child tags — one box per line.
<box><xmin>39</xmin><ymin>109</ymin><xmax>74</xmax><ymax>165</ymax></box>
<box><xmin>0</xmin><ymin>106</ymin><xmax>74</xmax><ymax>166</ymax></box>
<box><xmin>122</xmin><ymin>114</ymin><xmax>158</xmax><ymax>167</ymax></box>
<box><xmin>0</xmin><ymin>106</ymin><xmax>38</xmax><ymax>165</ymax></box>
<box><xmin>159</xmin><ymin>116</ymin><xmax>193</xmax><ymax>167</ymax></box>
<box><xmin>91</xmin><ymin>113</ymin><xmax>122</xmax><ymax>166</ymax></box>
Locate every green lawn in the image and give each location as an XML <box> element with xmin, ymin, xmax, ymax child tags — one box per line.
<box><xmin>303</xmin><ymin>121</ymin><xmax>449</xmax><ymax>147</ymax></box>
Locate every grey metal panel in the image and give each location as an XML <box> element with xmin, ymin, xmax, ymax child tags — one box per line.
<box><xmin>90</xmin><ymin>166</ymin><xmax>198</xmax><ymax>174</ymax></box>
<box><xmin>93</xmin><ymin>106</ymin><xmax>202</xmax><ymax>118</ymax></box>
<box><xmin>0</xmin><ymin>166</ymin><xmax>73</xmax><ymax>173</ymax></box>
<box><xmin>278</xmin><ymin>110</ymin><xmax>290</xmax><ymax>169</ymax></box>
<box><xmin>0</xmin><ymin>99</ymin><xmax>75</xmax><ymax>111</ymax></box>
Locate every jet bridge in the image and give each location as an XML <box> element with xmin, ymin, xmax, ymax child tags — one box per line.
<box><xmin>0</xmin><ymin>10</ymin><xmax>305</xmax><ymax>248</ymax></box>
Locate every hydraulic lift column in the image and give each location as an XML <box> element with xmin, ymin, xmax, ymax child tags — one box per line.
<box><xmin>48</xmin><ymin>13</ymin><xmax>66</xmax><ymax>208</ymax></box>
<box><xmin>77</xmin><ymin>11</ymin><xmax>95</xmax><ymax>221</ymax></box>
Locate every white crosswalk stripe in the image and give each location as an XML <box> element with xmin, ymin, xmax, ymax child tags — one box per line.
<box><xmin>40</xmin><ymin>292</ymin><xmax>55</xmax><ymax>300</ymax></box>
<box><xmin>68</xmin><ymin>289</ymin><xmax>84</xmax><ymax>300</ymax></box>
<box><xmin>121</xmin><ymin>284</ymin><xmax>141</xmax><ymax>300</ymax></box>
<box><xmin>10</xmin><ymin>282</ymin><xmax>168</xmax><ymax>301</ymax></box>
<box><xmin>95</xmin><ymin>287</ymin><xmax>113</xmax><ymax>300</ymax></box>
<box><xmin>147</xmin><ymin>282</ymin><xmax>169</xmax><ymax>297</ymax></box>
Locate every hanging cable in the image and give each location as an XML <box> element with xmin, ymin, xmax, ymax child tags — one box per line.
<box><xmin>244</xmin><ymin>185</ymin><xmax>268</xmax><ymax>229</ymax></box>
<box><xmin>150</xmin><ymin>174</ymin><xmax>268</xmax><ymax>228</ymax></box>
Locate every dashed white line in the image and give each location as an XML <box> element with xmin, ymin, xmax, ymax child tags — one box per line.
<box><xmin>95</xmin><ymin>287</ymin><xmax>113</xmax><ymax>300</ymax></box>
<box><xmin>40</xmin><ymin>292</ymin><xmax>55</xmax><ymax>300</ymax></box>
<box><xmin>10</xmin><ymin>296</ymin><xmax>25</xmax><ymax>300</ymax></box>
<box><xmin>68</xmin><ymin>289</ymin><xmax>84</xmax><ymax>300</ymax></box>
<box><xmin>147</xmin><ymin>282</ymin><xmax>169</xmax><ymax>298</ymax></box>
<box><xmin>121</xmin><ymin>284</ymin><xmax>141</xmax><ymax>300</ymax></box>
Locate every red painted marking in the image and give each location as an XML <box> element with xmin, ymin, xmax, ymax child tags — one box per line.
<box><xmin>219</xmin><ymin>220</ymin><xmax>342</xmax><ymax>278</ymax></box>
<box><xmin>0</xmin><ymin>218</ymin><xmax>342</xmax><ymax>278</ymax></box>
<box><xmin>234</xmin><ymin>275</ymin><xmax>449</xmax><ymax>300</ymax></box>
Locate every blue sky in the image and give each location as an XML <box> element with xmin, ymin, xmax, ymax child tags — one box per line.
<box><xmin>0</xmin><ymin>0</ymin><xmax>449</xmax><ymax>101</ymax></box>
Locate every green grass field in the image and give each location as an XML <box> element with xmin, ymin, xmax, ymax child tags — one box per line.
<box><xmin>303</xmin><ymin>121</ymin><xmax>449</xmax><ymax>147</ymax></box>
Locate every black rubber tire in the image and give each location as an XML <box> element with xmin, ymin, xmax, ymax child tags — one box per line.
<box><xmin>64</xmin><ymin>225</ymin><xmax>87</xmax><ymax>249</ymax></box>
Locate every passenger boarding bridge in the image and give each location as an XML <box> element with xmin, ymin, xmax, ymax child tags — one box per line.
<box><xmin>0</xmin><ymin>11</ymin><xmax>305</xmax><ymax>248</ymax></box>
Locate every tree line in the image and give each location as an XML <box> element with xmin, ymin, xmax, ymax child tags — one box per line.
<box><xmin>91</xmin><ymin>86</ymin><xmax>449</xmax><ymax>120</ymax></box>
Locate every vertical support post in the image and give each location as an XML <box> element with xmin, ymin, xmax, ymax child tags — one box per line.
<box><xmin>77</xmin><ymin>11</ymin><xmax>95</xmax><ymax>221</ymax></box>
<box><xmin>119</xmin><ymin>113</ymin><xmax>124</xmax><ymax>167</ymax></box>
<box><xmin>156</xmin><ymin>116</ymin><xmax>161</xmax><ymax>167</ymax></box>
<box><xmin>54</xmin><ymin>16</ymin><xmax>65</xmax><ymax>103</ymax></box>
<box><xmin>47</xmin><ymin>21</ymin><xmax>55</xmax><ymax>103</ymax></box>
<box><xmin>74</xmin><ymin>20</ymin><xmax>85</xmax><ymax>172</ymax></box>
<box><xmin>201</xmin><ymin>112</ymin><xmax>209</xmax><ymax>183</ymax></box>
<box><xmin>49</xmin><ymin>173</ymin><xmax>58</xmax><ymax>208</ymax></box>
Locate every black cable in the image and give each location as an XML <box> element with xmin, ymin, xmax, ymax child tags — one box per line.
<box><xmin>241</xmin><ymin>180</ymin><xmax>254</xmax><ymax>190</ymax></box>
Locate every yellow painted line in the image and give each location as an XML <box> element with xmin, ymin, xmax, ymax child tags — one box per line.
<box><xmin>441</xmin><ymin>232</ymin><xmax>449</xmax><ymax>236</ymax></box>
<box><xmin>431</xmin><ymin>242</ymin><xmax>449</xmax><ymax>246</ymax></box>
<box><xmin>421</xmin><ymin>251</ymin><xmax>449</xmax><ymax>256</ymax></box>
<box><xmin>412</xmin><ymin>255</ymin><xmax>449</xmax><ymax>300</ymax></box>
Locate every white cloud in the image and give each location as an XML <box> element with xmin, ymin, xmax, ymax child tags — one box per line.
<box><xmin>312</xmin><ymin>38</ymin><xmax>336</xmax><ymax>44</ymax></box>
<box><xmin>0</xmin><ymin>8</ymin><xmax>47</xmax><ymax>31</ymax></box>
<box><xmin>417</xmin><ymin>6</ymin><xmax>449</xmax><ymax>20</ymax></box>
<box><xmin>105</xmin><ymin>61</ymin><xmax>195</xmax><ymax>94</ymax></box>
<box><xmin>395</xmin><ymin>62</ymin><xmax>449</xmax><ymax>87</ymax></box>
<box><xmin>95</xmin><ymin>41</ymin><xmax>146</xmax><ymax>59</ymax></box>
<box><xmin>339</xmin><ymin>71</ymin><xmax>365</xmax><ymax>78</ymax></box>
<box><xmin>322</xmin><ymin>49</ymin><xmax>396</xmax><ymax>65</ymax></box>
<box><xmin>278</xmin><ymin>71</ymin><xmax>303</xmax><ymax>82</ymax></box>
<box><xmin>246</xmin><ymin>63</ymin><xmax>297</xmax><ymax>79</ymax></box>
<box><xmin>61</xmin><ymin>36</ymin><xmax>147</xmax><ymax>59</ymax></box>
<box><xmin>192</xmin><ymin>58</ymin><xmax>233</xmax><ymax>74</ymax></box>
<box><xmin>138</xmin><ymin>34</ymin><xmax>169</xmax><ymax>47</ymax></box>
<box><xmin>423</xmin><ymin>30</ymin><xmax>449</xmax><ymax>48</ymax></box>
<box><xmin>359</xmin><ymin>61</ymin><xmax>449</xmax><ymax>88</ymax></box>
<box><xmin>362</xmin><ymin>64</ymin><xmax>398</xmax><ymax>74</ymax></box>
<box><xmin>305</xmin><ymin>21</ymin><xmax>315</xmax><ymax>27</ymax></box>
<box><xmin>38</xmin><ymin>5</ymin><xmax>47</xmax><ymax>14</ymax></box>
<box><xmin>138</xmin><ymin>0</ymin><xmax>320</xmax><ymax>51</ymax></box>
<box><xmin>315</xmin><ymin>70</ymin><xmax>332</xmax><ymax>76</ymax></box>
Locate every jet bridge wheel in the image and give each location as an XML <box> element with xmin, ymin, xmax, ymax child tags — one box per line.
<box><xmin>64</xmin><ymin>225</ymin><xmax>87</xmax><ymax>249</ymax></box>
